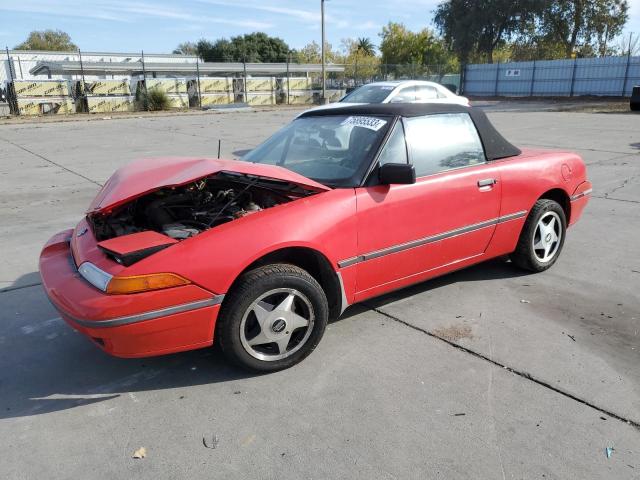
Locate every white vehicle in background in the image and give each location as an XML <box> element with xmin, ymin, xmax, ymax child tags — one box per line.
<box><xmin>338</xmin><ymin>80</ymin><xmax>469</xmax><ymax>106</ymax></box>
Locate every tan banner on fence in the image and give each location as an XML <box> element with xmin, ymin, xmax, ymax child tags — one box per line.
<box><xmin>287</xmin><ymin>91</ymin><xmax>314</xmax><ymax>105</ymax></box>
<box><xmin>146</xmin><ymin>78</ymin><xmax>188</xmax><ymax>94</ymax></box>
<box><xmin>246</xmin><ymin>92</ymin><xmax>276</xmax><ymax>106</ymax></box>
<box><xmin>166</xmin><ymin>94</ymin><xmax>189</xmax><ymax>109</ymax></box>
<box><xmin>286</xmin><ymin>77</ymin><xmax>313</xmax><ymax>91</ymax></box>
<box><xmin>13</xmin><ymin>81</ymin><xmax>69</xmax><ymax>97</ymax></box>
<box><xmin>200</xmin><ymin>93</ymin><xmax>234</xmax><ymax>106</ymax></box>
<box><xmin>87</xmin><ymin>96</ymin><xmax>135</xmax><ymax>113</ymax></box>
<box><xmin>85</xmin><ymin>80</ymin><xmax>131</xmax><ymax>96</ymax></box>
<box><xmin>199</xmin><ymin>78</ymin><xmax>232</xmax><ymax>93</ymax></box>
<box><xmin>17</xmin><ymin>98</ymin><xmax>75</xmax><ymax>115</ymax></box>
<box><xmin>245</xmin><ymin>77</ymin><xmax>275</xmax><ymax>92</ymax></box>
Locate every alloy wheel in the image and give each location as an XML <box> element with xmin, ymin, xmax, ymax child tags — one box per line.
<box><xmin>239</xmin><ymin>288</ymin><xmax>315</xmax><ymax>361</ymax></box>
<box><xmin>532</xmin><ymin>211</ymin><xmax>562</xmax><ymax>263</ymax></box>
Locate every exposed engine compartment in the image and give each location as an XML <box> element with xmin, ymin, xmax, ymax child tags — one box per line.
<box><xmin>89</xmin><ymin>174</ymin><xmax>302</xmax><ymax>242</ymax></box>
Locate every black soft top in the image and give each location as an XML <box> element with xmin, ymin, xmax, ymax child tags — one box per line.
<box><xmin>299</xmin><ymin>103</ymin><xmax>521</xmax><ymax>161</ymax></box>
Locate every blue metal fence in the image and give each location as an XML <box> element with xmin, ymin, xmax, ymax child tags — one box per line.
<box><xmin>463</xmin><ymin>55</ymin><xmax>640</xmax><ymax>97</ymax></box>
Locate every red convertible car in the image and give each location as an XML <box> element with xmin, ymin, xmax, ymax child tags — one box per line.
<box><xmin>40</xmin><ymin>104</ymin><xmax>591</xmax><ymax>371</ymax></box>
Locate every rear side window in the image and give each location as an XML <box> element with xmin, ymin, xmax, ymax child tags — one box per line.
<box><xmin>414</xmin><ymin>85</ymin><xmax>439</xmax><ymax>101</ymax></box>
<box><xmin>405</xmin><ymin>113</ymin><xmax>486</xmax><ymax>177</ymax></box>
<box><xmin>391</xmin><ymin>86</ymin><xmax>416</xmax><ymax>103</ymax></box>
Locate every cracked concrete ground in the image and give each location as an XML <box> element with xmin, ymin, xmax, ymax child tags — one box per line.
<box><xmin>0</xmin><ymin>104</ymin><xmax>639</xmax><ymax>479</ymax></box>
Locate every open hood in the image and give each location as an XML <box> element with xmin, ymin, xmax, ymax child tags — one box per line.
<box><xmin>88</xmin><ymin>157</ymin><xmax>330</xmax><ymax>214</ymax></box>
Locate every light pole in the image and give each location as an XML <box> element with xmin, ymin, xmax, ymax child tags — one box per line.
<box><xmin>321</xmin><ymin>0</ymin><xmax>327</xmax><ymax>104</ymax></box>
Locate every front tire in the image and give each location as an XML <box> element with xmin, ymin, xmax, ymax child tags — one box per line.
<box><xmin>511</xmin><ymin>199</ymin><xmax>567</xmax><ymax>272</ymax></box>
<box><xmin>217</xmin><ymin>264</ymin><xmax>328</xmax><ymax>372</ymax></box>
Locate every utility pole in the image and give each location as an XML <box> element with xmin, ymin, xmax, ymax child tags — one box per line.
<box><xmin>622</xmin><ymin>32</ymin><xmax>634</xmax><ymax>97</ymax></box>
<box><xmin>321</xmin><ymin>0</ymin><xmax>327</xmax><ymax>104</ymax></box>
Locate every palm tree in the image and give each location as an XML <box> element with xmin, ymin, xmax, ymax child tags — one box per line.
<box><xmin>354</xmin><ymin>38</ymin><xmax>375</xmax><ymax>86</ymax></box>
<box><xmin>356</xmin><ymin>37</ymin><xmax>375</xmax><ymax>56</ymax></box>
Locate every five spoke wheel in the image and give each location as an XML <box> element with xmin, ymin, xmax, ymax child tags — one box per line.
<box><xmin>511</xmin><ymin>198</ymin><xmax>567</xmax><ymax>272</ymax></box>
<box><xmin>532</xmin><ymin>211</ymin><xmax>562</xmax><ymax>263</ymax></box>
<box><xmin>240</xmin><ymin>288</ymin><xmax>315</xmax><ymax>361</ymax></box>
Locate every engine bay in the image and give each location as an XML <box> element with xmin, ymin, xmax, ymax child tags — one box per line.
<box><xmin>89</xmin><ymin>174</ymin><xmax>303</xmax><ymax>242</ymax></box>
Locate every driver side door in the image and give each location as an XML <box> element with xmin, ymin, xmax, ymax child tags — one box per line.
<box><xmin>351</xmin><ymin>113</ymin><xmax>502</xmax><ymax>302</ymax></box>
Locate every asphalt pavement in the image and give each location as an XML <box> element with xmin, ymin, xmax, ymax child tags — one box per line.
<box><xmin>0</xmin><ymin>104</ymin><xmax>639</xmax><ymax>479</ymax></box>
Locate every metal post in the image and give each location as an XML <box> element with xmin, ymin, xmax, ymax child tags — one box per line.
<box><xmin>5</xmin><ymin>46</ymin><xmax>17</xmax><ymax>115</ymax></box>
<box><xmin>494</xmin><ymin>61</ymin><xmax>500</xmax><ymax>97</ymax></box>
<box><xmin>196</xmin><ymin>58</ymin><xmax>202</xmax><ymax>109</ymax></box>
<box><xmin>17</xmin><ymin>56</ymin><xmax>23</xmax><ymax>79</ymax></box>
<box><xmin>569</xmin><ymin>57</ymin><xmax>577</xmax><ymax>97</ymax></box>
<box><xmin>286</xmin><ymin>52</ymin><xmax>290</xmax><ymax>105</ymax></box>
<box><xmin>622</xmin><ymin>33</ymin><xmax>633</xmax><ymax>97</ymax></box>
<box><xmin>5</xmin><ymin>46</ymin><xmax>14</xmax><ymax>82</ymax></box>
<box><xmin>78</xmin><ymin>49</ymin><xmax>87</xmax><ymax>113</ymax></box>
<box><xmin>320</xmin><ymin>0</ymin><xmax>326</xmax><ymax>104</ymax></box>
<box><xmin>243</xmin><ymin>58</ymin><xmax>248</xmax><ymax>103</ymax></box>
<box><xmin>529</xmin><ymin>60</ymin><xmax>536</xmax><ymax>97</ymax></box>
<box><xmin>460</xmin><ymin>63</ymin><xmax>467</xmax><ymax>95</ymax></box>
<box><xmin>141</xmin><ymin>50</ymin><xmax>149</xmax><ymax>111</ymax></box>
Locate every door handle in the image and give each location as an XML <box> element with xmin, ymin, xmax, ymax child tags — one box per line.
<box><xmin>477</xmin><ymin>178</ymin><xmax>498</xmax><ymax>188</ymax></box>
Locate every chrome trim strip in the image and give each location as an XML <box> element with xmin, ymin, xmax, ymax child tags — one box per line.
<box><xmin>338</xmin><ymin>256</ymin><xmax>362</xmax><ymax>269</ymax></box>
<box><xmin>337</xmin><ymin>210</ymin><xmax>527</xmax><ymax>268</ymax></box>
<box><xmin>497</xmin><ymin>210</ymin><xmax>528</xmax><ymax>223</ymax></box>
<box><xmin>62</xmin><ymin>295</ymin><xmax>225</xmax><ymax>329</ymax></box>
<box><xmin>570</xmin><ymin>188</ymin><xmax>592</xmax><ymax>201</ymax></box>
<box><xmin>336</xmin><ymin>271</ymin><xmax>349</xmax><ymax>315</ymax></box>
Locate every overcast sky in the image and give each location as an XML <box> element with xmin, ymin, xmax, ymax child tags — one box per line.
<box><xmin>0</xmin><ymin>0</ymin><xmax>639</xmax><ymax>54</ymax></box>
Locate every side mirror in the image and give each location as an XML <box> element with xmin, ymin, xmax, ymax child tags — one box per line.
<box><xmin>379</xmin><ymin>163</ymin><xmax>416</xmax><ymax>185</ymax></box>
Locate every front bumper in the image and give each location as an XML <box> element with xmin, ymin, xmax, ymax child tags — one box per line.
<box><xmin>39</xmin><ymin>229</ymin><xmax>223</xmax><ymax>358</ymax></box>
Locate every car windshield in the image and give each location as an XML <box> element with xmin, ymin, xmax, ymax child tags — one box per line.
<box><xmin>244</xmin><ymin>115</ymin><xmax>392</xmax><ymax>188</ymax></box>
<box><xmin>341</xmin><ymin>85</ymin><xmax>396</xmax><ymax>103</ymax></box>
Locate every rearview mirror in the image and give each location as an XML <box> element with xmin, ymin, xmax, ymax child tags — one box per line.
<box><xmin>379</xmin><ymin>163</ymin><xmax>416</xmax><ymax>185</ymax></box>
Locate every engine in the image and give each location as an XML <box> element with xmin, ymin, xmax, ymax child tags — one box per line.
<box><xmin>90</xmin><ymin>177</ymin><xmax>289</xmax><ymax>241</ymax></box>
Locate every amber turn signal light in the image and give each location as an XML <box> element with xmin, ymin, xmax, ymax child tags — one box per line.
<box><xmin>106</xmin><ymin>273</ymin><xmax>190</xmax><ymax>294</ymax></box>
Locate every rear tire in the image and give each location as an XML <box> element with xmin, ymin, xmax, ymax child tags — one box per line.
<box><xmin>511</xmin><ymin>199</ymin><xmax>566</xmax><ymax>272</ymax></box>
<box><xmin>217</xmin><ymin>264</ymin><xmax>328</xmax><ymax>372</ymax></box>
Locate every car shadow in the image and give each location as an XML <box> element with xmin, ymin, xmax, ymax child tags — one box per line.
<box><xmin>630</xmin><ymin>142</ymin><xmax>640</xmax><ymax>150</ymax></box>
<box><xmin>1</xmin><ymin>273</ymin><xmax>256</xmax><ymax>421</ymax></box>
<box><xmin>2</xmin><ymin>259</ymin><xmax>526</xmax><ymax>421</ymax></box>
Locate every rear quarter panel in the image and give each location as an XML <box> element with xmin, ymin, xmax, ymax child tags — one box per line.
<box><xmin>486</xmin><ymin>148</ymin><xmax>588</xmax><ymax>257</ymax></box>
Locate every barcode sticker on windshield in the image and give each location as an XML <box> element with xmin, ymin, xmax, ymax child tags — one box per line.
<box><xmin>341</xmin><ymin>116</ymin><xmax>387</xmax><ymax>131</ymax></box>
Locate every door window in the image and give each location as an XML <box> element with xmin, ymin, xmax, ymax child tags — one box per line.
<box><xmin>405</xmin><ymin>113</ymin><xmax>486</xmax><ymax>177</ymax></box>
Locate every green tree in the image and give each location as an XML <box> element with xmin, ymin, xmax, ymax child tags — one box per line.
<box><xmin>434</xmin><ymin>0</ymin><xmax>541</xmax><ymax>63</ymax></box>
<box><xmin>15</xmin><ymin>30</ymin><xmax>77</xmax><ymax>51</ymax></box>
<box><xmin>378</xmin><ymin>22</ymin><xmax>457</xmax><ymax>72</ymax></box>
<box><xmin>294</xmin><ymin>41</ymin><xmax>342</xmax><ymax>63</ymax></box>
<box><xmin>340</xmin><ymin>38</ymin><xmax>380</xmax><ymax>83</ymax></box>
<box><xmin>196</xmin><ymin>32</ymin><xmax>290</xmax><ymax>62</ymax></box>
<box><xmin>539</xmin><ymin>0</ymin><xmax>628</xmax><ymax>58</ymax></box>
<box><xmin>173</xmin><ymin>42</ymin><xmax>198</xmax><ymax>55</ymax></box>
